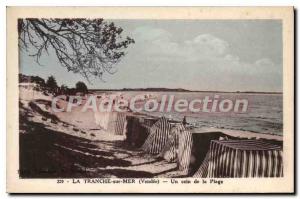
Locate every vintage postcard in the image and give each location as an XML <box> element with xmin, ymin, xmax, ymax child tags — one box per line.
<box><xmin>6</xmin><ymin>7</ymin><xmax>294</xmax><ymax>193</ymax></box>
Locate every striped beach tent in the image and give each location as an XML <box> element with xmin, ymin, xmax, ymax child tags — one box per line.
<box><xmin>192</xmin><ymin>152</ymin><xmax>210</xmax><ymax>177</ymax></box>
<box><xmin>107</xmin><ymin>112</ymin><xmax>127</xmax><ymax>135</ymax></box>
<box><xmin>158</xmin><ymin>123</ymin><xmax>185</xmax><ymax>162</ymax></box>
<box><xmin>94</xmin><ymin>111</ymin><xmax>111</xmax><ymax>130</ymax></box>
<box><xmin>177</xmin><ymin>128</ymin><xmax>193</xmax><ymax>174</ymax></box>
<box><xmin>115</xmin><ymin>113</ymin><xmax>127</xmax><ymax>135</ymax></box>
<box><xmin>140</xmin><ymin>117</ymin><xmax>158</xmax><ymax>128</ymax></box>
<box><xmin>141</xmin><ymin>117</ymin><xmax>172</xmax><ymax>154</ymax></box>
<box><xmin>194</xmin><ymin>139</ymin><xmax>283</xmax><ymax>178</ymax></box>
<box><xmin>125</xmin><ymin>115</ymin><xmax>155</xmax><ymax>148</ymax></box>
<box><xmin>157</xmin><ymin>123</ymin><xmax>194</xmax><ymax>174</ymax></box>
<box><xmin>180</xmin><ymin>131</ymin><xmax>236</xmax><ymax>176</ymax></box>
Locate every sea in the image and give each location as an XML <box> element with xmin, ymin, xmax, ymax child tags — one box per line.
<box><xmin>95</xmin><ymin>91</ymin><xmax>283</xmax><ymax>135</ymax></box>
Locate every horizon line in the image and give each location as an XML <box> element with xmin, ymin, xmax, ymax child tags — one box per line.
<box><xmin>88</xmin><ymin>87</ymin><xmax>283</xmax><ymax>94</ymax></box>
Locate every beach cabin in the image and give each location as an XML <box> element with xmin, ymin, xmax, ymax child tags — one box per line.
<box><xmin>19</xmin><ymin>83</ymin><xmax>38</xmax><ymax>100</ymax></box>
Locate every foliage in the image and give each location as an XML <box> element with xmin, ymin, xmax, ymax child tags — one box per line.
<box><xmin>18</xmin><ymin>18</ymin><xmax>135</xmax><ymax>82</ymax></box>
<box><xmin>60</xmin><ymin>84</ymin><xmax>69</xmax><ymax>94</ymax></box>
<box><xmin>46</xmin><ymin>76</ymin><xmax>58</xmax><ymax>92</ymax></box>
<box><xmin>19</xmin><ymin>74</ymin><xmax>46</xmax><ymax>87</ymax></box>
<box><xmin>75</xmin><ymin>81</ymin><xmax>88</xmax><ymax>94</ymax></box>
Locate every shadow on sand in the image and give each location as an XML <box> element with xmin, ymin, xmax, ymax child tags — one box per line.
<box><xmin>19</xmin><ymin>108</ymin><xmax>160</xmax><ymax>178</ymax></box>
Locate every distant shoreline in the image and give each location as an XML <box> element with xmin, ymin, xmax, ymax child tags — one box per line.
<box><xmin>18</xmin><ymin>74</ymin><xmax>282</xmax><ymax>94</ymax></box>
<box><xmin>89</xmin><ymin>88</ymin><xmax>283</xmax><ymax>95</ymax></box>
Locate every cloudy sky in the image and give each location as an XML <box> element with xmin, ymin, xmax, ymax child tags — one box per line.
<box><xmin>20</xmin><ymin>20</ymin><xmax>282</xmax><ymax>92</ymax></box>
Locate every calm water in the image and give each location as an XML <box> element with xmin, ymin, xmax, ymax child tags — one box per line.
<box><xmin>96</xmin><ymin>91</ymin><xmax>283</xmax><ymax>135</ymax></box>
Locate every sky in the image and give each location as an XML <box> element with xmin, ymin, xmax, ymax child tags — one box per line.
<box><xmin>20</xmin><ymin>20</ymin><xmax>282</xmax><ymax>92</ymax></box>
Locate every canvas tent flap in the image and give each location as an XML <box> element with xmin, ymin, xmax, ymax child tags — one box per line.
<box><xmin>177</xmin><ymin>129</ymin><xmax>193</xmax><ymax>174</ymax></box>
<box><xmin>141</xmin><ymin>117</ymin><xmax>172</xmax><ymax>154</ymax></box>
<box><xmin>158</xmin><ymin>123</ymin><xmax>186</xmax><ymax>162</ymax></box>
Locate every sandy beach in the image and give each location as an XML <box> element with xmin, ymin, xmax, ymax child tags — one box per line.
<box><xmin>18</xmin><ymin>88</ymin><xmax>283</xmax><ymax>178</ymax></box>
<box><xmin>19</xmin><ymin>89</ymin><xmax>193</xmax><ymax>178</ymax></box>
